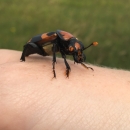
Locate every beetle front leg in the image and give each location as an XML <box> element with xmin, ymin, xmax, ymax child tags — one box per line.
<box><xmin>52</xmin><ymin>43</ymin><xmax>57</xmax><ymax>78</ymax></box>
<box><xmin>64</xmin><ymin>57</ymin><xmax>71</xmax><ymax>77</ymax></box>
<box><xmin>61</xmin><ymin>52</ymin><xmax>71</xmax><ymax>77</ymax></box>
<box><xmin>52</xmin><ymin>61</ymin><xmax>56</xmax><ymax>78</ymax></box>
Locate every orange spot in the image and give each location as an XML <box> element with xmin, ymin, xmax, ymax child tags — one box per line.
<box><xmin>60</xmin><ymin>31</ymin><xmax>74</xmax><ymax>41</ymax></box>
<box><xmin>75</xmin><ymin>42</ymin><xmax>81</xmax><ymax>50</ymax></box>
<box><xmin>93</xmin><ymin>42</ymin><xmax>98</xmax><ymax>46</ymax></box>
<box><xmin>38</xmin><ymin>33</ymin><xmax>57</xmax><ymax>45</ymax></box>
<box><xmin>69</xmin><ymin>46</ymin><xmax>74</xmax><ymax>52</ymax></box>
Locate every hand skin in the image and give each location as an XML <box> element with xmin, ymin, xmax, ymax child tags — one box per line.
<box><xmin>0</xmin><ymin>49</ymin><xmax>130</xmax><ymax>130</ymax></box>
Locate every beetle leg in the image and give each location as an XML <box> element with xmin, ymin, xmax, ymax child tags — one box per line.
<box><xmin>81</xmin><ymin>62</ymin><xmax>94</xmax><ymax>71</ymax></box>
<box><xmin>20</xmin><ymin>44</ymin><xmax>28</xmax><ymax>61</ymax></box>
<box><xmin>64</xmin><ymin>57</ymin><xmax>71</xmax><ymax>77</ymax></box>
<box><xmin>52</xmin><ymin>43</ymin><xmax>57</xmax><ymax>78</ymax></box>
<box><xmin>61</xmin><ymin>52</ymin><xmax>71</xmax><ymax>77</ymax></box>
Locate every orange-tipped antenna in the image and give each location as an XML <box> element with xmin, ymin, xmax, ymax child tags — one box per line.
<box><xmin>83</xmin><ymin>42</ymin><xmax>98</xmax><ymax>50</ymax></box>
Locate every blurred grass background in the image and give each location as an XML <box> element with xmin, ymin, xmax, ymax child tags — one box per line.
<box><xmin>0</xmin><ymin>0</ymin><xmax>130</xmax><ymax>70</ymax></box>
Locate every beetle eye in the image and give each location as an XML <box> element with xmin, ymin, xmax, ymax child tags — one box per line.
<box><xmin>69</xmin><ymin>46</ymin><xmax>74</xmax><ymax>52</ymax></box>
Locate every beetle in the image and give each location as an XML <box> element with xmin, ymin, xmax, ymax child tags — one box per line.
<box><xmin>20</xmin><ymin>30</ymin><xmax>98</xmax><ymax>78</ymax></box>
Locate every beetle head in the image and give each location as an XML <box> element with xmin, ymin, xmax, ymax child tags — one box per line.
<box><xmin>69</xmin><ymin>39</ymin><xmax>98</xmax><ymax>63</ymax></box>
<box><xmin>68</xmin><ymin>39</ymin><xmax>86</xmax><ymax>63</ymax></box>
<box><xmin>73</xmin><ymin>50</ymin><xmax>86</xmax><ymax>63</ymax></box>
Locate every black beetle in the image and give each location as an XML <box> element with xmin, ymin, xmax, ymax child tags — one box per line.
<box><xmin>20</xmin><ymin>30</ymin><xmax>98</xmax><ymax>78</ymax></box>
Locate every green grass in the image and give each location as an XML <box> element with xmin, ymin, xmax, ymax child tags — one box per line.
<box><xmin>0</xmin><ymin>0</ymin><xmax>130</xmax><ymax>70</ymax></box>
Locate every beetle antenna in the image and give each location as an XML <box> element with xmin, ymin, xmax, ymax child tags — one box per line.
<box><xmin>83</xmin><ymin>42</ymin><xmax>98</xmax><ymax>51</ymax></box>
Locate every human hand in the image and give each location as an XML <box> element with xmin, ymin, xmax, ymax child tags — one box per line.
<box><xmin>0</xmin><ymin>49</ymin><xmax>130</xmax><ymax>130</ymax></box>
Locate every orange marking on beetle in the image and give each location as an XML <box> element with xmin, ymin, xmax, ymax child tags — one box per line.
<box><xmin>69</xmin><ymin>46</ymin><xmax>74</xmax><ymax>52</ymax></box>
<box><xmin>38</xmin><ymin>33</ymin><xmax>57</xmax><ymax>45</ymax></box>
<box><xmin>60</xmin><ymin>31</ymin><xmax>74</xmax><ymax>41</ymax></box>
<box><xmin>93</xmin><ymin>42</ymin><xmax>98</xmax><ymax>46</ymax></box>
<box><xmin>75</xmin><ymin>42</ymin><xmax>81</xmax><ymax>50</ymax></box>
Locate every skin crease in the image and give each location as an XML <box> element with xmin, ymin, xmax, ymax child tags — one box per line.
<box><xmin>0</xmin><ymin>49</ymin><xmax>130</xmax><ymax>130</ymax></box>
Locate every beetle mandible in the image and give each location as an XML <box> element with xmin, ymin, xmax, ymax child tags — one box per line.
<box><xmin>20</xmin><ymin>30</ymin><xmax>98</xmax><ymax>78</ymax></box>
